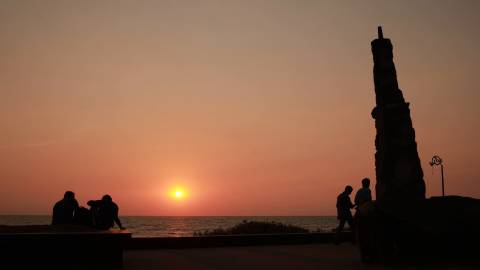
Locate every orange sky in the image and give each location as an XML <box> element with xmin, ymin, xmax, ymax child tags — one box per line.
<box><xmin>1</xmin><ymin>0</ymin><xmax>479</xmax><ymax>215</ymax></box>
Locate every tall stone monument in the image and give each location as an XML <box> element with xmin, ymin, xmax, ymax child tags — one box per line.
<box><xmin>370</xmin><ymin>27</ymin><xmax>425</xmax><ymax>204</ymax></box>
<box><xmin>357</xmin><ymin>27</ymin><xmax>480</xmax><ymax>264</ymax></box>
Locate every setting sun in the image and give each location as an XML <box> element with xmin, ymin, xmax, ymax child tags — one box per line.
<box><xmin>169</xmin><ymin>186</ymin><xmax>188</xmax><ymax>201</ymax></box>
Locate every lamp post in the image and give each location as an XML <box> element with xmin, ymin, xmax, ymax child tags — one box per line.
<box><xmin>429</xmin><ymin>155</ymin><xmax>445</xmax><ymax>197</ymax></box>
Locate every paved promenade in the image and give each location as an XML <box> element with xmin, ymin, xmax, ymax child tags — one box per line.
<box><xmin>122</xmin><ymin>244</ymin><xmax>479</xmax><ymax>270</ymax></box>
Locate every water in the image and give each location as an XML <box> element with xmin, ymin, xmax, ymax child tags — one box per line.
<box><xmin>0</xmin><ymin>215</ymin><xmax>338</xmax><ymax>238</ymax></box>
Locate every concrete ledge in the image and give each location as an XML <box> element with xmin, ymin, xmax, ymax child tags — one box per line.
<box><xmin>0</xmin><ymin>226</ymin><xmax>131</xmax><ymax>268</ymax></box>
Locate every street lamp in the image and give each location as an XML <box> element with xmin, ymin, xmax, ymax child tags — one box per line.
<box><xmin>429</xmin><ymin>155</ymin><xmax>445</xmax><ymax>197</ymax></box>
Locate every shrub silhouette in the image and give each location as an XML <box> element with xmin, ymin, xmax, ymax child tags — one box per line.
<box><xmin>194</xmin><ymin>220</ymin><xmax>309</xmax><ymax>236</ymax></box>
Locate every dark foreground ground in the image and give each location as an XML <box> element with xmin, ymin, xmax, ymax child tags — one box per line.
<box><xmin>122</xmin><ymin>244</ymin><xmax>479</xmax><ymax>270</ymax></box>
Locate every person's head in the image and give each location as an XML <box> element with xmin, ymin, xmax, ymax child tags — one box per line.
<box><xmin>361</xmin><ymin>178</ymin><xmax>370</xmax><ymax>188</ymax></box>
<box><xmin>344</xmin><ymin>185</ymin><xmax>353</xmax><ymax>195</ymax></box>
<box><xmin>102</xmin><ymin>194</ymin><xmax>112</xmax><ymax>202</ymax></box>
<box><xmin>64</xmin><ymin>191</ymin><xmax>75</xmax><ymax>200</ymax></box>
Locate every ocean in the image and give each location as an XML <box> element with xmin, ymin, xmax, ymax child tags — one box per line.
<box><xmin>0</xmin><ymin>215</ymin><xmax>338</xmax><ymax>238</ymax></box>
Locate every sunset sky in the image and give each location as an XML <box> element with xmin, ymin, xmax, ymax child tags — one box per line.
<box><xmin>1</xmin><ymin>0</ymin><xmax>479</xmax><ymax>216</ymax></box>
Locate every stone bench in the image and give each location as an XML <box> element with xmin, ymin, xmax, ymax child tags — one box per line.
<box><xmin>0</xmin><ymin>225</ymin><xmax>131</xmax><ymax>268</ymax></box>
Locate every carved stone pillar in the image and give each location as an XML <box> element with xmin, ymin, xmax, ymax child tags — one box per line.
<box><xmin>371</xmin><ymin>27</ymin><xmax>425</xmax><ymax>204</ymax></box>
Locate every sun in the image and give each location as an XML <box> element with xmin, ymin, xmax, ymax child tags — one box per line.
<box><xmin>169</xmin><ymin>186</ymin><xmax>188</xmax><ymax>200</ymax></box>
<box><xmin>175</xmin><ymin>190</ymin><xmax>184</xmax><ymax>198</ymax></box>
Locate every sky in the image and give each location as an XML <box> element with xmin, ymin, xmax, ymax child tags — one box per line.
<box><xmin>0</xmin><ymin>0</ymin><xmax>479</xmax><ymax>216</ymax></box>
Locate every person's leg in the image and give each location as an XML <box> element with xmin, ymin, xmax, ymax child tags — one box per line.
<box><xmin>346</xmin><ymin>217</ymin><xmax>354</xmax><ymax>230</ymax></box>
<box><xmin>346</xmin><ymin>217</ymin><xmax>355</xmax><ymax>244</ymax></box>
<box><xmin>334</xmin><ymin>219</ymin><xmax>346</xmax><ymax>244</ymax></box>
<box><xmin>337</xmin><ymin>219</ymin><xmax>346</xmax><ymax>232</ymax></box>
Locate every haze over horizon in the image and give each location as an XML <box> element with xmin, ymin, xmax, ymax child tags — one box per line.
<box><xmin>1</xmin><ymin>0</ymin><xmax>479</xmax><ymax>216</ymax></box>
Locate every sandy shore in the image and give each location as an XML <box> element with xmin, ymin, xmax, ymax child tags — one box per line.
<box><xmin>122</xmin><ymin>244</ymin><xmax>479</xmax><ymax>270</ymax></box>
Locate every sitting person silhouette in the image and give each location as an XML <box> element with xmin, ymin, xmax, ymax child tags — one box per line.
<box><xmin>73</xmin><ymin>206</ymin><xmax>94</xmax><ymax>226</ymax></box>
<box><xmin>87</xmin><ymin>195</ymin><xmax>125</xmax><ymax>230</ymax></box>
<box><xmin>52</xmin><ymin>191</ymin><xmax>79</xmax><ymax>225</ymax></box>
<box><xmin>354</xmin><ymin>178</ymin><xmax>372</xmax><ymax>207</ymax></box>
<box><xmin>335</xmin><ymin>185</ymin><xmax>355</xmax><ymax>243</ymax></box>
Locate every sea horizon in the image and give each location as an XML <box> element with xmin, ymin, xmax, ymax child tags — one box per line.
<box><xmin>0</xmin><ymin>215</ymin><xmax>338</xmax><ymax>238</ymax></box>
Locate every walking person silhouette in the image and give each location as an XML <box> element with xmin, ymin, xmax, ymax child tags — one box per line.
<box><xmin>354</xmin><ymin>178</ymin><xmax>372</xmax><ymax>207</ymax></box>
<box><xmin>334</xmin><ymin>185</ymin><xmax>355</xmax><ymax>244</ymax></box>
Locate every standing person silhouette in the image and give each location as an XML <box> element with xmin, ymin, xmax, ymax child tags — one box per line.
<box><xmin>87</xmin><ymin>195</ymin><xmax>125</xmax><ymax>230</ymax></box>
<box><xmin>52</xmin><ymin>191</ymin><xmax>79</xmax><ymax>225</ymax></box>
<box><xmin>355</xmin><ymin>178</ymin><xmax>372</xmax><ymax>207</ymax></box>
<box><xmin>335</xmin><ymin>186</ymin><xmax>355</xmax><ymax>243</ymax></box>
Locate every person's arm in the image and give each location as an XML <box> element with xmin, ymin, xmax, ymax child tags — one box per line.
<box><xmin>71</xmin><ymin>199</ymin><xmax>80</xmax><ymax>220</ymax></box>
<box><xmin>87</xmin><ymin>200</ymin><xmax>101</xmax><ymax>207</ymax></box>
<box><xmin>52</xmin><ymin>202</ymin><xmax>59</xmax><ymax>225</ymax></box>
<box><xmin>113</xmin><ymin>205</ymin><xmax>125</xmax><ymax>230</ymax></box>
<box><xmin>354</xmin><ymin>192</ymin><xmax>360</xmax><ymax>206</ymax></box>
<box><xmin>348</xmin><ymin>197</ymin><xmax>355</xmax><ymax>209</ymax></box>
<box><xmin>73</xmin><ymin>199</ymin><xmax>80</xmax><ymax>210</ymax></box>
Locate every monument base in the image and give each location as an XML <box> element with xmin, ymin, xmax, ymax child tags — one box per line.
<box><xmin>356</xmin><ymin>196</ymin><xmax>480</xmax><ymax>264</ymax></box>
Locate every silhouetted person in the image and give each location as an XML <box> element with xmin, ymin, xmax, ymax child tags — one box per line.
<box><xmin>87</xmin><ymin>195</ymin><xmax>125</xmax><ymax>230</ymax></box>
<box><xmin>354</xmin><ymin>178</ymin><xmax>372</xmax><ymax>207</ymax></box>
<box><xmin>73</xmin><ymin>206</ymin><xmax>94</xmax><ymax>226</ymax></box>
<box><xmin>335</xmin><ymin>185</ymin><xmax>354</xmax><ymax>243</ymax></box>
<box><xmin>52</xmin><ymin>191</ymin><xmax>79</xmax><ymax>225</ymax></box>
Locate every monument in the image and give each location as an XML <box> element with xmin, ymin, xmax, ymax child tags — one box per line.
<box><xmin>357</xmin><ymin>27</ymin><xmax>480</xmax><ymax>264</ymax></box>
<box><xmin>371</xmin><ymin>26</ymin><xmax>425</xmax><ymax>205</ymax></box>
